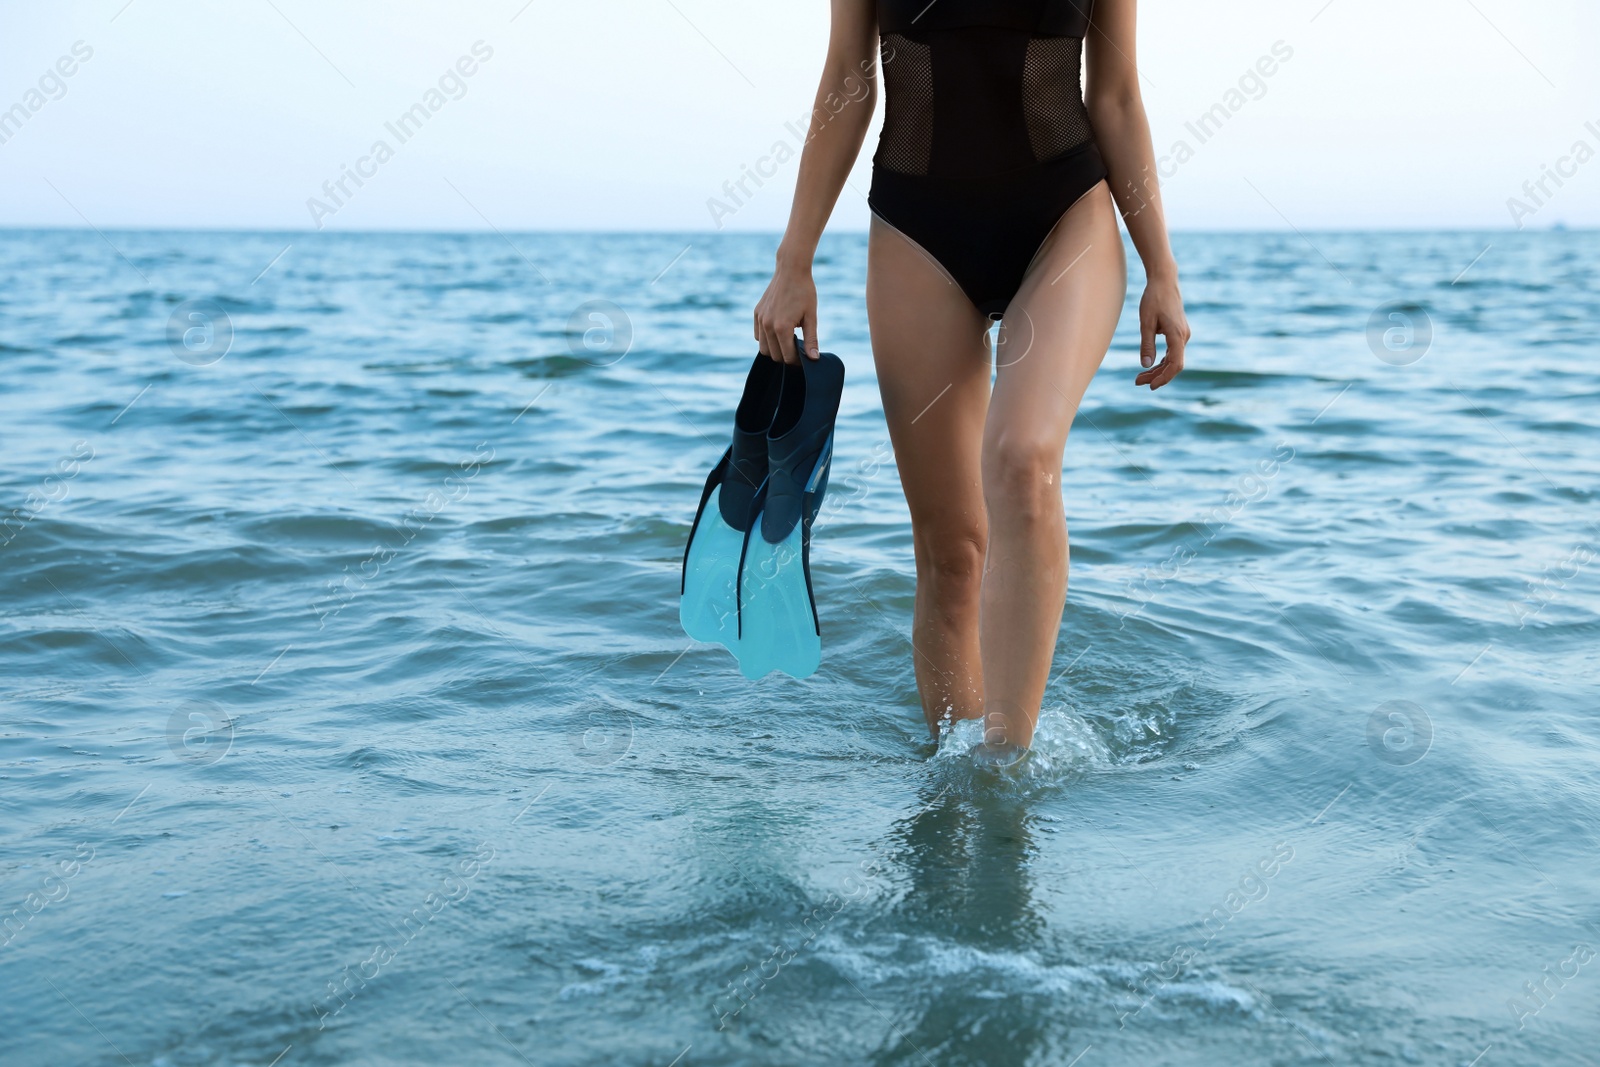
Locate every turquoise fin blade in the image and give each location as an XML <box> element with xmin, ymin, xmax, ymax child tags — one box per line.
<box><xmin>680</xmin><ymin>485</ymin><xmax>745</xmax><ymax>657</ymax></box>
<box><xmin>736</xmin><ymin>521</ymin><xmax>820</xmax><ymax>679</ymax></box>
<box><xmin>735</xmin><ymin>435</ymin><xmax>832</xmax><ymax>680</ymax></box>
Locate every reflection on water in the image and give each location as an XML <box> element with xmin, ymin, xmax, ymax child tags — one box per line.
<box><xmin>872</xmin><ymin>788</ymin><xmax>1056</xmax><ymax>1066</ymax></box>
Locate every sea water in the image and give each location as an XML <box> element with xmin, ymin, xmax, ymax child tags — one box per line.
<box><xmin>1</xmin><ymin>228</ymin><xmax>1597</xmax><ymax>1065</ymax></box>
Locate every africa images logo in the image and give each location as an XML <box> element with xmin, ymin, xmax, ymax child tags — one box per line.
<box><xmin>0</xmin><ymin>41</ymin><xmax>94</xmax><ymax>148</ymax></box>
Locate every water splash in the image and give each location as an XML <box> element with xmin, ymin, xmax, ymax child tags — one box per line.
<box><xmin>929</xmin><ymin>702</ymin><xmax>1113</xmax><ymax>790</ymax></box>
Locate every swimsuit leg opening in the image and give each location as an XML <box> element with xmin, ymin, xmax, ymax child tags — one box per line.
<box><xmin>1011</xmin><ymin>177</ymin><xmax>1111</xmax><ymax>307</ymax></box>
<box><xmin>870</xmin><ymin>208</ymin><xmax>987</xmax><ymax>321</ymax></box>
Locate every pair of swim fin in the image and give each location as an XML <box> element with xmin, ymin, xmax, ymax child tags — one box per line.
<box><xmin>679</xmin><ymin>343</ymin><xmax>845</xmax><ymax>679</ymax></box>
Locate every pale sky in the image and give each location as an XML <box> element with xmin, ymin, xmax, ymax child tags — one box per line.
<box><xmin>0</xmin><ymin>0</ymin><xmax>1595</xmax><ymax>232</ymax></box>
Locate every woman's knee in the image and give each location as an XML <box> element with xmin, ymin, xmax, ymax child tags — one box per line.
<box><xmin>983</xmin><ymin>434</ymin><xmax>1064</xmax><ymax>523</ymax></box>
<box><xmin>914</xmin><ymin>527</ymin><xmax>986</xmax><ymax>589</ymax></box>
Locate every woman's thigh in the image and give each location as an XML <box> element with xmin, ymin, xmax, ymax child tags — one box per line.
<box><xmin>865</xmin><ymin>216</ymin><xmax>993</xmax><ymax>556</ymax></box>
<box><xmin>986</xmin><ymin>184</ymin><xmax>1128</xmax><ymax>467</ymax></box>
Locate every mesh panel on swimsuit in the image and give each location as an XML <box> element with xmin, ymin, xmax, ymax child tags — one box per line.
<box><xmin>873</xmin><ymin>5</ymin><xmax>1097</xmax><ymax>177</ymax></box>
<box><xmin>876</xmin><ymin>34</ymin><xmax>934</xmax><ymax>176</ymax></box>
<box><xmin>1022</xmin><ymin>37</ymin><xmax>1096</xmax><ymax>161</ymax></box>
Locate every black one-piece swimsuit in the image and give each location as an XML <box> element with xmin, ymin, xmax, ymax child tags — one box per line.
<box><xmin>869</xmin><ymin>0</ymin><xmax>1108</xmax><ymax>320</ymax></box>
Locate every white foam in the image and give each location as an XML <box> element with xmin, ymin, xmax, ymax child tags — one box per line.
<box><xmin>814</xmin><ymin>931</ymin><xmax>1264</xmax><ymax>1028</ymax></box>
<box><xmin>813</xmin><ymin>930</ymin><xmax>1104</xmax><ymax>996</ymax></box>
<box><xmin>930</xmin><ymin>701</ymin><xmax>1112</xmax><ymax>788</ymax></box>
<box><xmin>1152</xmin><ymin>978</ymin><xmax>1260</xmax><ymax>1017</ymax></box>
<box><xmin>557</xmin><ymin>947</ymin><xmax>661</xmax><ymax>1000</ymax></box>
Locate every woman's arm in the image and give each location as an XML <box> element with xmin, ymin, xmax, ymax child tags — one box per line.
<box><xmin>1085</xmin><ymin>0</ymin><xmax>1191</xmax><ymax>390</ymax></box>
<box><xmin>754</xmin><ymin>0</ymin><xmax>878</xmax><ymax>364</ymax></box>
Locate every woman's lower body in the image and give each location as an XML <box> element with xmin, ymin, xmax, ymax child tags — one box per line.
<box><xmin>865</xmin><ymin>158</ymin><xmax>1127</xmax><ymax>753</ymax></box>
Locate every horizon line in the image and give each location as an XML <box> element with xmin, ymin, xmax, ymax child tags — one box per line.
<box><xmin>0</xmin><ymin>223</ymin><xmax>1585</xmax><ymax>237</ymax></box>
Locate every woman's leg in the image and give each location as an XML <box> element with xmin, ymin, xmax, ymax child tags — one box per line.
<box><xmin>979</xmin><ymin>184</ymin><xmax>1127</xmax><ymax>753</ymax></box>
<box><xmin>866</xmin><ymin>215</ymin><xmax>993</xmax><ymax>736</ymax></box>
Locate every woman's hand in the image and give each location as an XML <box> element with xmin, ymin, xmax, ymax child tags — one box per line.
<box><xmin>753</xmin><ymin>258</ymin><xmax>820</xmax><ymax>364</ymax></box>
<box><xmin>1135</xmin><ymin>273</ymin><xmax>1190</xmax><ymax>390</ymax></box>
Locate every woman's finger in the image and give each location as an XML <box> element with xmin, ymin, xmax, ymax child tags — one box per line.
<box><xmin>1164</xmin><ymin>319</ymin><xmax>1187</xmax><ymax>367</ymax></box>
<box><xmin>756</xmin><ymin>313</ymin><xmax>770</xmax><ymax>357</ymax></box>
<box><xmin>1150</xmin><ymin>347</ymin><xmax>1181</xmax><ymax>388</ymax></box>
<box><xmin>801</xmin><ymin>307</ymin><xmax>819</xmax><ymax>360</ymax></box>
<box><xmin>1139</xmin><ymin>314</ymin><xmax>1157</xmax><ymax>369</ymax></box>
<box><xmin>1134</xmin><ymin>354</ymin><xmax>1180</xmax><ymax>389</ymax></box>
